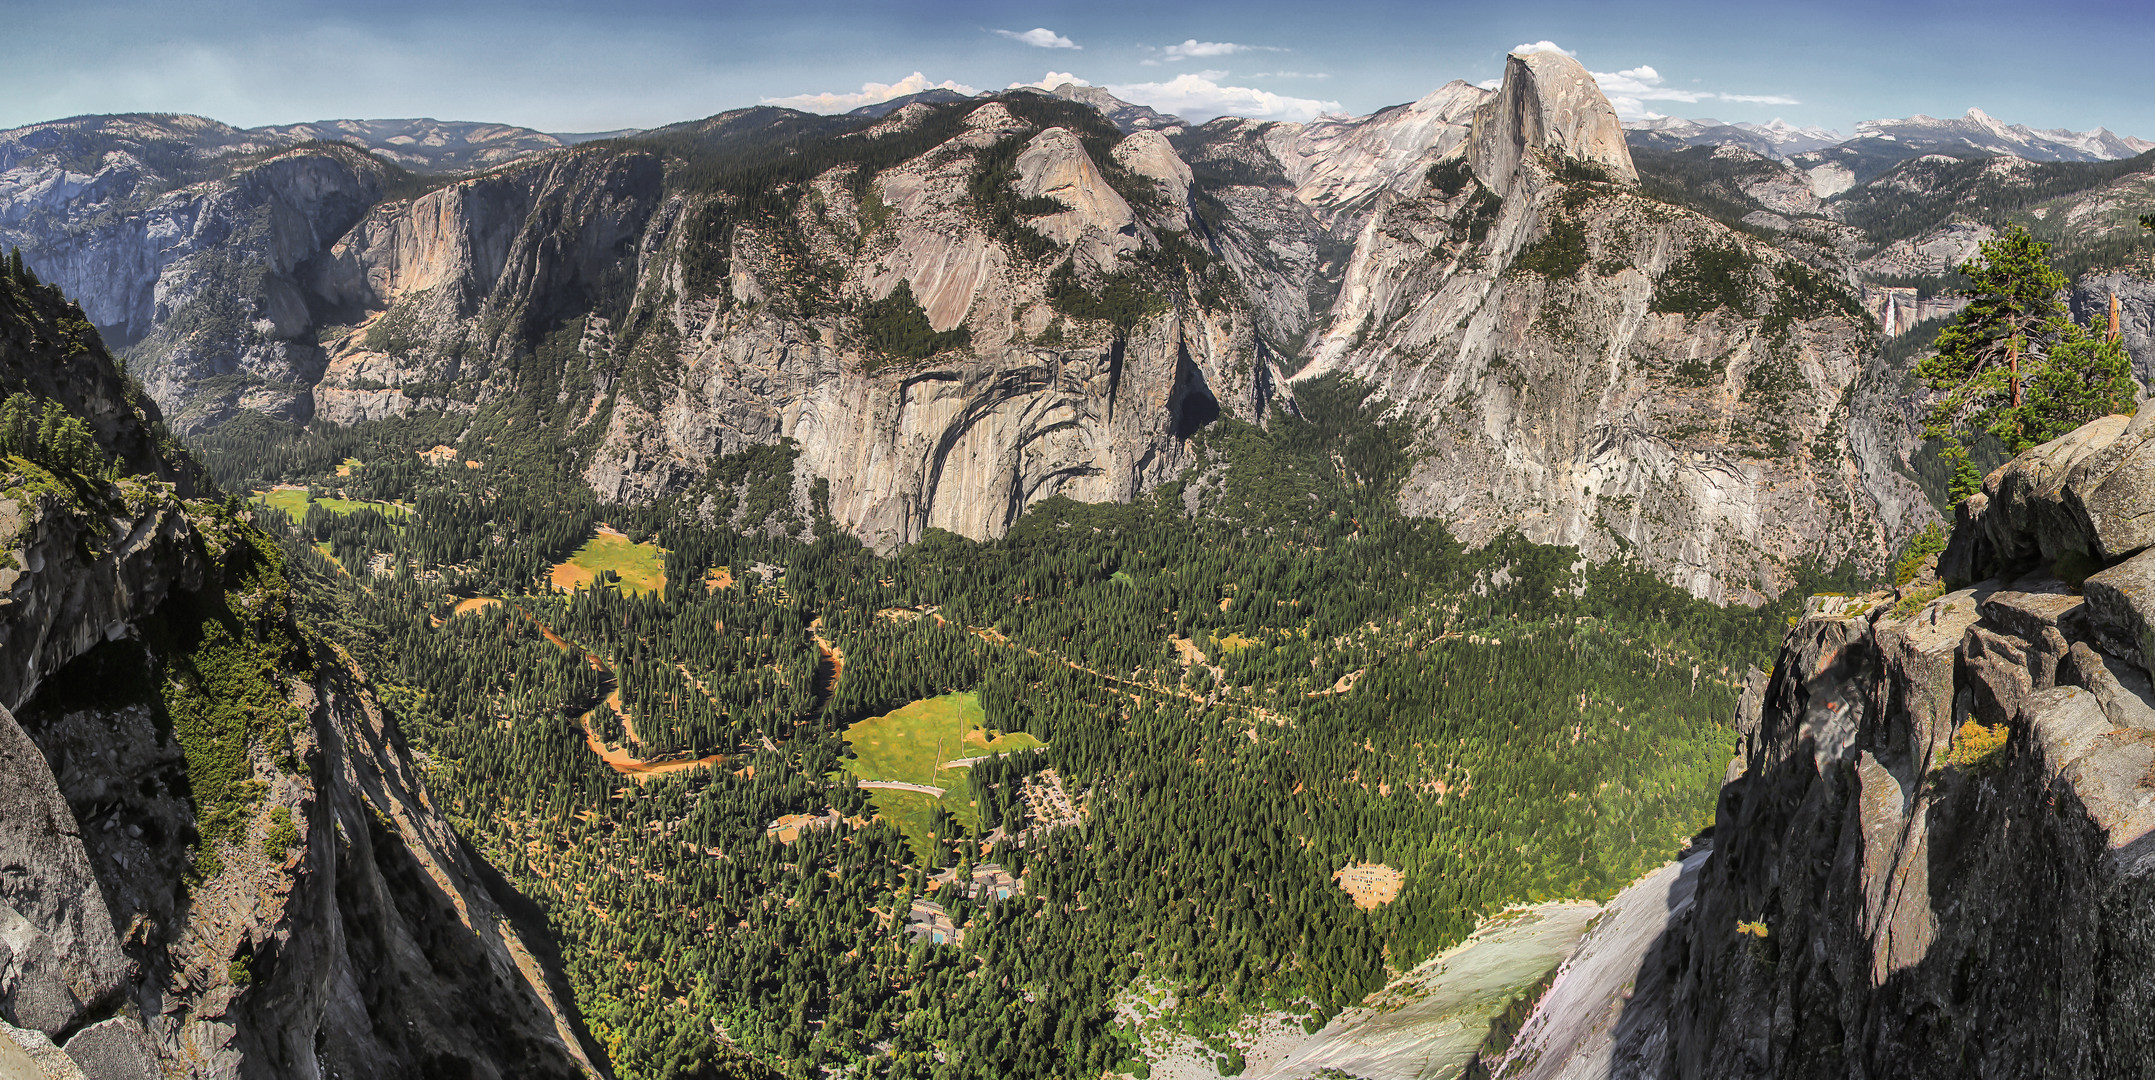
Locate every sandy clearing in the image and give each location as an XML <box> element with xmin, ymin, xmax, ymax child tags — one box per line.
<box><xmin>1334</xmin><ymin>862</ymin><xmax>1404</xmax><ymax>909</ymax></box>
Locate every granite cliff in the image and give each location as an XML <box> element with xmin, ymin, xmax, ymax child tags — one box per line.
<box><xmin>0</xmin><ymin>49</ymin><xmax>2061</xmax><ymax>599</ymax></box>
<box><xmin>1490</xmin><ymin>396</ymin><xmax>2155</xmax><ymax>1077</ymax></box>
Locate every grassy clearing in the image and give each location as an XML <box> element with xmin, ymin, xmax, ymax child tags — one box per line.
<box><xmin>840</xmin><ymin>692</ymin><xmax>1044</xmax><ymax>859</ymax></box>
<box><xmin>550</xmin><ymin>527</ymin><xmax>668</xmax><ymax>597</ymax></box>
<box><xmin>254</xmin><ymin>487</ymin><xmax>409</xmax><ymax>520</ymax></box>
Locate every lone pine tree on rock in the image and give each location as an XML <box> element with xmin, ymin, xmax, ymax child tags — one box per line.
<box><xmin>1919</xmin><ymin>224</ymin><xmax>2136</xmax><ymax>504</ymax></box>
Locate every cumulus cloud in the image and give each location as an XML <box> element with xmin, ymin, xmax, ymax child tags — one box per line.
<box><xmin>1484</xmin><ymin>43</ymin><xmax>1802</xmax><ymax>121</ymax></box>
<box><xmin>762</xmin><ymin>72</ymin><xmax>978</xmax><ymax>113</ymax></box>
<box><xmin>1500</xmin><ymin>54</ymin><xmax>1805</xmax><ymax>121</ymax></box>
<box><xmin>1106</xmin><ymin>72</ymin><xmax>1340</xmax><ymax>124</ymax></box>
<box><xmin>1008</xmin><ymin>72</ymin><xmax>1090</xmax><ymax>91</ymax></box>
<box><xmin>994</xmin><ymin>27</ymin><xmax>1079</xmax><ymax>49</ymax></box>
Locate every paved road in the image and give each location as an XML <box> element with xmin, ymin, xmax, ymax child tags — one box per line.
<box><xmin>856</xmin><ymin>780</ymin><xmax>947</xmax><ymax>796</ymax></box>
<box><xmin>940</xmin><ymin>747</ymin><xmax>1049</xmax><ymax>768</ymax></box>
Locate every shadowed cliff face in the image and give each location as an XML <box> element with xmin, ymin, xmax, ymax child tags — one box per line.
<box><xmin>1489</xmin><ymin>399</ymin><xmax>2155</xmax><ymax>1079</ymax></box>
<box><xmin>0</xmin><ymin>274</ymin><xmax>598</xmax><ymax>1079</ymax></box>
<box><xmin>1</xmin><ymin>70</ymin><xmax>1938</xmax><ymax>598</ymax></box>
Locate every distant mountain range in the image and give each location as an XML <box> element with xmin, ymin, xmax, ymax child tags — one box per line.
<box><xmin>1629</xmin><ymin>106</ymin><xmax>2153</xmax><ymax>170</ymax></box>
<box><xmin>1626</xmin><ymin>116</ymin><xmax>1846</xmax><ymax>157</ymax></box>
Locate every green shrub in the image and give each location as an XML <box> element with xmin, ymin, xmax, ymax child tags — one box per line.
<box><xmin>1510</xmin><ymin>215</ymin><xmax>1588</xmax><ymax>279</ymax></box>
<box><xmin>1047</xmin><ymin>261</ymin><xmax>1155</xmax><ymax>333</ymax></box>
<box><xmin>1426</xmin><ymin>158</ymin><xmax>1475</xmax><ymax>197</ymax></box>
<box><xmin>968</xmin><ymin>136</ymin><xmax>1061</xmax><ymax>261</ymax></box>
<box><xmin>1650</xmin><ymin>242</ymin><xmax>1760</xmax><ymax>318</ymax></box>
<box><xmin>1890</xmin><ymin>581</ymin><xmax>1948</xmax><ymax>619</ymax></box>
<box><xmin>1893</xmin><ymin>522</ymin><xmax>1948</xmax><ymax>586</ymax></box>
<box><xmin>263</xmin><ymin>806</ymin><xmax>300</xmax><ymax>856</ymax></box>
<box><xmin>0</xmin><ymin>395</ymin><xmax>109</xmax><ymax>478</ymax></box>
<box><xmin>859</xmin><ymin>279</ymin><xmax>970</xmax><ymax>362</ymax></box>
<box><xmin>1763</xmin><ymin>260</ymin><xmax>1870</xmax><ymax>334</ymax></box>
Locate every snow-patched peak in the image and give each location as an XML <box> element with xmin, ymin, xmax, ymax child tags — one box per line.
<box><xmin>1854</xmin><ymin>109</ymin><xmax>2155</xmax><ymax>162</ymax></box>
<box><xmin>1623</xmin><ymin>115</ymin><xmax>1843</xmax><ymax>159</ymax></box>
<box><xmin>1469</xmin><ymin>48</ymin><xmax>1636</xmax><ymax>188</ymax></box>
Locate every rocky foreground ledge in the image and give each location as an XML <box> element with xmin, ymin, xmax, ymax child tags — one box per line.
<box><xmin>1491</xmin><ymin>399</ymin><xmax>2155</xmax><ymax>1079</ymax></box>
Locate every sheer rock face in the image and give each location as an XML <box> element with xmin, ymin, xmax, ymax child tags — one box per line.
<box><xmin>1012</xmin><ymin>127</ymin><xmax>1139</xmax><ymax>254</ymax></box>
<box><xmin>1498</xmin><ymin>400</ymin><xmax>2155</xmax><ymax>1078</ymax></box>
<box><xmin>48</xmin><ymin>149</ymin><xmax>390</xmax><ymax>431</ymax></box>
<box><xmin>0</xmin><ymin>289</ymin><xmax>596</xmax><ymax>1079</ymax></box>
<box><xmin>1469</xmin><ymin>50</ymin><xmax>1637</xmax><ymax>192</ymax></box>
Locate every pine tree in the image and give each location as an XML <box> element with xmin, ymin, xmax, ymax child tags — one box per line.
<box><xmin>1918</xmin><ymin>225</ymin><xmax>2137</xmax><ymax>503</ymax></box>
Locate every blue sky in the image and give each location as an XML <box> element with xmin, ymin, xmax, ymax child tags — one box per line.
<box><xmin>5</xmin><ymin>0</ymin><xmax>2153</xmax><ymax>137</ymax></box>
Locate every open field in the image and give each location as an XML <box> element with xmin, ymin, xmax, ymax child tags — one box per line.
<box><xmin>451</xmin><ymin>597</ymin><xmax>502</xmax><ymax>618</ymax></box>
<box><xmin>255</xmin><ymin>487</ymin><xmax>409</xmax><ymax>520</ymax></box>
<box><xmin>549</xmin><ymin>526</ymin><xmax>667</xmax><ymax>596</ymax></box>
<box><xmin>840</xmin><ymin>692</ymin><xmax>1044</xmax><ymax>859</ymax></box>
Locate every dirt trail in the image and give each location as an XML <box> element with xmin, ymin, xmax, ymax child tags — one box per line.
<box><xmin>809</xmin><ymin>616</ymin><xmax>845</xmax><ymax>701</ymax></box>
<box><xmin>965</xmin><ymin>625</ymin><xmax>1284</xmax><ymax>726</ymax></box>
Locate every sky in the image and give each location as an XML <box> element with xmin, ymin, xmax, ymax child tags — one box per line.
<box><xmin>5</xmin><ymin>0</ymin><xmax>2154</xmax><ymax>138</ymax></box>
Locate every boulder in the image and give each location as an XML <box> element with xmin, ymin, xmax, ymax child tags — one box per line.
<box><xmin>0</xmin><ymin>707</ymin><xmax>126</xmax><ymax>1037</ymax></box>
<box><xmin>58</xmin><ymin>1018</ymin><xmax>158</xmax><ymax>1080</ymax></box>
<box><xmin>2085</xmin><ymin>547</ymin><xmax>2155</xmax><ymax>676</ymax></box>
<box><xmin>1945</xmin><ymin>400</ymin><xmax>2155</xmax><ymax>583</ymax></box>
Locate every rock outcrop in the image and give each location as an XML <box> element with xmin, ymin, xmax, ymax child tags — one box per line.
<box><xmin>1498</xmin><ymin>398</ymin><xmax>2155</xmax><ymax>1076</ymax></box>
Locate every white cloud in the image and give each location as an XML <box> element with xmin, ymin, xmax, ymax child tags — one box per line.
<box><xmin>1162</xmin><ymin>39</ymin><xmax>1279</xmax><ymax>60</ymax></box>
<box><xmin>1008</xmin><ymin>72</ymin><xmax>1090</xmax><ymax>91</ymax></box>
<box><xmin>1511</xmin><ymin>40</ymin><xmax>1575</xmax><ymax>57</ymax></box>
<box><xmin>761</xmin><ymin>72</ymin><xmax>978</xmax><ymax>113</ymax></box>
<box><xmin>994</xmin><ymin>27</ymin><xmax>1079</xmax><ymax>49</ymax></box>
<box><xmin>1584</xmin><ymin>61</ymin><xmax>1799</xmax><ymax>120</ymax></box>
<box><xmin>1252</xmin><ymin>71</ymin><xmax>1331</xmax><ymax>80</ymax></box>
<box><xmin>1106</xmin><ymin>72</ymin><xmax>1340</xmax><ymax>124</ymax></box>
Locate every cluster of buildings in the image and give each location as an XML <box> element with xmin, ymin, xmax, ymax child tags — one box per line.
<box><xmin>903</xmin><ymin>863</ymin><xmax>1026</xmax><ymax>946</ymax></box>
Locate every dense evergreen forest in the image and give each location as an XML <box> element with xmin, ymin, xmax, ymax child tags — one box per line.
<box><xmin>177</xmin><ymin>367</ymin><xmax>1821</xmax><ymax>1080</ymax></box>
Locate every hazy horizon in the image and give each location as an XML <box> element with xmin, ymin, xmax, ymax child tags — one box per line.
<box><xmin>6</xmin><ymin>0</ymin><xmax>2152</xmax><ymax>139</ymax></box>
